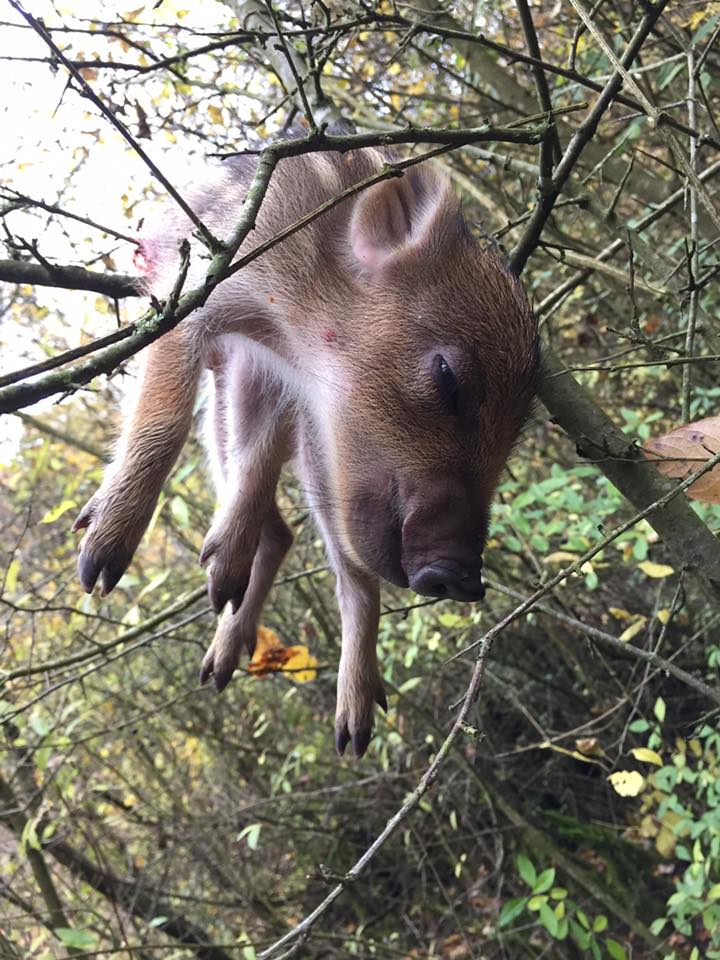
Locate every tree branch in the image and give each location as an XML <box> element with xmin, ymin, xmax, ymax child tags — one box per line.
<box><xmin>509</xmin><ymin>1</ymin><xmax>670</xmax><ymax>274</ymax></box>
<box><xmin>44</xmin><ymin>838</ymin><xmax>236</xmax><ymax>960</ymax></box>
<box><xmin>0</xmin><ymin>259</ymin><xmax>140</xmax><ymax>298</ymax></box>
<box><xmin>0</xmin><ymin>123</ymin><xmax>544</xmax><ymax>413</ymax></box>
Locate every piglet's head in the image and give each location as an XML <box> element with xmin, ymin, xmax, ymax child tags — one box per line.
<box><xmin>324</xmin><ymin>163</ymin><xmax>539</xmax><ymax>601</ymax></box>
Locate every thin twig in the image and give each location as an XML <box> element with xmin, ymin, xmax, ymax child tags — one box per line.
<box><xmin>7</xmin><ymin>0</ymin><xmax>221</xmax><ymax>253</ymax></box>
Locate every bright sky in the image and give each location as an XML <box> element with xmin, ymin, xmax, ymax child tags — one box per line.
<box><xmin>0</xmin><ymin>0</ymin><xmax>233</xmax><ymax>457</ymax></box>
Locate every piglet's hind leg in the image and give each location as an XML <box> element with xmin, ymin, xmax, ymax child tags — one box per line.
<box><xmin>201</xmin><ymin>501</ymin><xmax>293</xmax><ymax>691</ymax></box>
<box><xmin>200</xmin><ymin>346</ymin><xmax>290</xmax><ymax>614</ymax></box>
<box><xmin>333</xmin><ymin>562</ymin><xmax>386</xmax><ymax>758</ymax></box>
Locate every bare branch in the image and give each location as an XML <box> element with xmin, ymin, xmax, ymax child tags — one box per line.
<box><xmin>0</xmin><ymin>258</ymin><xmax>139</xmax><ymax>299</ymax></box>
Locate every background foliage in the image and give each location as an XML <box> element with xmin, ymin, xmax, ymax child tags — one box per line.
<box><xmin>2</xmin><ymin>1</ymin><xmax>720</xmax><ymax>958</ymax></box>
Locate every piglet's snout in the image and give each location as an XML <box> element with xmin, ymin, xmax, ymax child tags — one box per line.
<box><xmin>408</xmin><ymin>559</ymin><xmax>485</xmax><ymax>602</ymax></box>
<box><xmin>401</xmin><ymin>494</ymin><xmax>486</xmax><ymax>602</ymax></box>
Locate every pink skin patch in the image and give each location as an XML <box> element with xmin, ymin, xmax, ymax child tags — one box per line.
<box><xmin>322</xmin><ymin>329</ymin><xmax>337</xmax><ymax>343</ymax></box>
<box><xmin>133</xmin><ymin>242</ymin><xmax>150</xmax><ymax>274</ymax></box>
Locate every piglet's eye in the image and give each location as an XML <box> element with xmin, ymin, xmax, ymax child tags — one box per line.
<box><xmin>433</xmin><ymin>354</ymin><xmax>459</xmax><ymax>415</ymax></box>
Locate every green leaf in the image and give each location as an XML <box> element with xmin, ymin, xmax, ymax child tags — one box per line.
<box><xmin>528</xmin><ymin>895</ymin><xmax>548</xmax><ymax>911</ymax></box>
<box><xmin>592</xmin><ymin>914</ymin><xmax>608</xmax><ymax>933</ymax></box>
<box><xmin>237</xmin><ymin>823</ymin><xmax>262</xmax><ymax>851</ymax></box>
<box><xmin>533</xmin><ymin>867</ymin><xmax>555</xmax><ymax>894</ymax></box>
<box><xmin>54</xmin><ymin>928</ymin><xmax>98</xmax><ymax>949</ymax></box>
<box><xmin>438</xmin><ymin>613</ymin><xmax>463</xmax><ymax>628</ymax></box>
<box><xmin>170</xmin><ymin>495</ymin><xmax>190</xmax><ymax>528</ymax></box>
<box><xmin>397</xmin><ymin>677</ymin><xmax>423</xmax><ymax>694</ymax></box>
<box><xmin>499</xmin><ymin>897</ymin><xmax>527</xmax><ymax>927</ymax></box>
<box><xmin>654</xmin><ymin>696</ymin><xmax>666</xmax><ymax>724</ymax></box>
<box><xmin>517</xmin><ymin>854</ymin><xmax>537</xmax><ymax>887</ymax></box>
<box><xmin>20</xmin><ymin>816</ymin><xmax>41</xmax><ymax>853</ymax></box>
<box><xmin>606</xmin><ymin>939</ymin><xmax>628</xmax><ymax>960</ymax></box>
<box><xmin>30</xmin><ymin>715</ymin><xmax>49</xmax><ymax>737</ymax></box>
<box><xmin>570</xmin><ymin>920</ymin><xmax>590</xmax><ymax>950</ymax></box>
<box><xmin>539</xmin><ymin>902</ymin><xmax>558</xmax><ymax>937</ymax></box>
<box><xmin>149</xmin><ymin>916</ymin><xmax>168</xmax><ymax>927</ymax></box>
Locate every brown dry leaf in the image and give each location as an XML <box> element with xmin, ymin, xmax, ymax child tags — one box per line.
<box><xmin>248</xmin><ymin>626</ymin><xmax>317</xmax><ymax>683</ymax></box>
<box><xmin>575</xmin><ymin>737</ymin><xmax>605</xmax><ymax>758</ymax></box>
<box><xmin>441</xmin><ymin>933</ymin><xmax>472</xmax><ymax>959</ymax></box>
<box><xmin>644</xmin><ymin>416</ymin><xmax>720</xmax><ymax>503</ymax></box>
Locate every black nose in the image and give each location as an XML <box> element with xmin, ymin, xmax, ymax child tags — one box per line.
<box><xmin>409</xmin><ymin>562</ymin><xmax>485</xmax><ymax>602</ymax></box>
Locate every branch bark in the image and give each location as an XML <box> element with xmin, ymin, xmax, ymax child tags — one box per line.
<box><xmin>0</xmin><ymin>259</ymin><xmax>140</xmax><ymax>297</ymax></box>
<box><xmin>0</xmin><ymin>772</ymin><xmax>80</xmax><ymax>956</ymax></box>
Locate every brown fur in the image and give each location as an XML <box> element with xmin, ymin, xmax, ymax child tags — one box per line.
<box><xmin>74</xmin><ymin>147</ymin><xmax>538</xmax><ymax>757</ymax></box>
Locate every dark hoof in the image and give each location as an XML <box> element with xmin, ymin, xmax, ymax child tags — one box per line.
<box><xmin>199</xmin><ymin>643</ymin><xmax>241</xmax><ymax>692</ymax></box>
<box><xmin>78</xmin><ymin>545</ymin><xmax>130</xmax><ymax>596</ymax></box>
<box><xmin>335</xmin><ymin>721</ymin><xmax>372</xmax><ymax>759</ymax></box>
<box><xmin>207</xmin><ymin>576</ymin><xmax>248</xmax><ymax>616</ymax></box>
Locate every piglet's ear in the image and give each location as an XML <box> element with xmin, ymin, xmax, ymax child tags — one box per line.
<box><xmin>349</xmin><ymin>164</ymin><xmax>455</xmax><ymax>272</ymax></box>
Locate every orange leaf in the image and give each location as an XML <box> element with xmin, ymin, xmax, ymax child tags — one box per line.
<box><xmin>248</xmin><ymin>627</ymin><xmax>317</xmax><ymax>682</ymax></box>
<box><xmin>644</xmin><ymin>416</ymin><xmax>720</xmax><ymax>503</ymax></box>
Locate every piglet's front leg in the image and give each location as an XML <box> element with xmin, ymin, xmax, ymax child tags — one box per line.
<box><xmin>74</xmin><ymin>331</ymin><xmax>200</xmax><ymax>596</ymax></box>
<box><xmin>333</xmin><ymin>562</ymin><xmax>387</xmax><ymax>759</ymax></box>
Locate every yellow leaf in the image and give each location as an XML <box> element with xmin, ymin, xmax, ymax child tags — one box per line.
<box><xmin>249</xmin><ymin>627</ymin><xmax>317</xmax><ymax>683</ymax></box>
<box><xmin>655</xmin><ymin>824</ymin><xmax>677</xmax><ymax>858</ymax></box>
<box><xmin>5</xmin><ymin>558</ymin><xmax>20</xmax><ymax>594</ymax></box>
<box><xmin>609</xmin><ymin>607</ymin><xmax>633</xmax><ymax>620</ymax></box>
<box><xmin>608</xmin><ymin>770</ymin><xmax>645</xmax><ymax>797</ymax></box>
<box><xmin>619</xmin><ymin>618</ymin><xmax>647</xmax><ymax>643</ymax></box>
<box><xmin>638</xmin><ymin>561</ymin><xmax>674</xmax><ymax>578</ymax></box>
<box><xmin>386</xmin><ymin>61</ymin><xmax>401</xmax><ymax>76</ymax></box>
<box><xmin>207</xmin><ymin>104</ymin><xmax>223</xmax><ymax>125</ymax></box>
<box><xmin>282</xmin><ymin>646</ymin><xmax>318</xmax><ymax>683</ymax></box>
<box><xmin>407</xmin><ymin>80</ymin><xmax>427</xmax><ymax>97</ymax></box>
<box><xmin>545</xmin><ymin>551</ymin><xmax>580</xmax><ymax>564</ymax></box>
<box><xmin>539</xmin><ymin>741</ymin><xmax>600</xmax><ymax>764</ymax></box>
<box><xmin>657</xmin><ymin>608</ymin><xmax>671</xmax><ymax>624</ymax></box>
<box><xmin>639</xmin><ymin>815</ymin><xmax>658</xmax><ymax>838</ymax></box>
<box><xmin>631</xmin><ymin>747</ymin><xmax>662</xmax><ymax>766</ymax></box>
<box><xmin>41</xmin><ymin>500</ymin><xmax>76</xmax><ymax>524</ymax></box>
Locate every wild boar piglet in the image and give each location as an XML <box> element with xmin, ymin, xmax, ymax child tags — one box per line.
<box><xmin>74</xmin><ymin>146</ymin><xmax>539</xmax><ymax>757</ymax></box>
